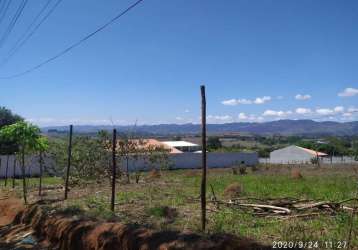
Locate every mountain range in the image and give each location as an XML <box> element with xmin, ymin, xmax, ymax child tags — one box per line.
<box><xmin>42</xmin><ymin>120</ymin><xmax>358</xmax><ymax>137</ymax></box>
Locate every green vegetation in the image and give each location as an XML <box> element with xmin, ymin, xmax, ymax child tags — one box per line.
<box><xmin>6</xmin><ymin>166</ymin><xmax>355</xmax><ymax>246</ymax></box>
<box><xmin>206</xmin><ymin>134</ymin><xmax>358</xmax><ymax>159</ymax></box>
<box><xmin>0</xmin><ymin>121</ymin><xmax>47</xmax><ymax>203</ymax></box>
<box><xmin>0</xmin><ymin>176</ymin><xmax>63</xmax><ymax>187</ymax></box>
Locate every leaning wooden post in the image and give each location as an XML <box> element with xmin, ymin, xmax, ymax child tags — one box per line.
<box><xmin>200</xmin><ymin>85</ymin><xmax>207</xmax><ymax>232</ymax></box>
<box><xmin>64</xmin><ymin>125</ymin><xmax>73</xmax><ymax>200</ymax></box>
<box><xmin>111</xmin><ymin>129</ymin><xmax>117</xmax><ymax>212</ymax></box>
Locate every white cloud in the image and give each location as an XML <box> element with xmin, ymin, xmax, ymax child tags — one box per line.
<box><xmin>315</xmin><ymin>108</ymin><xmax>335</xmax><ymax>116</ymax></box>
<box><xmin>221</xmin><ymin>98</ymin><xmax>252</xmax><ymax>105</ymax></box>
<box><xmin>254</xmin><ymin>96</ymin><xmax>271</xmax><ymax>104</ymax></box>
<box><xmin>26</xmin><ymin>117</ymin><xmax>130</xmax><ymax>126</ymax></box>
<box><xmin>175</xmin><ymin>116</ymin><xmax>183</xmax><ymax>121</ymax></box>
<box><xmin>315</xmin><ymin>106</ymin><xmax>344</xmax><ymax>116</ymax></box>
<box><xmin>237</xmin><ymin>113</ymin><xmax>264</xmax><ymax>122</ymax></box>
<box><xmin>340</xmin><ymin>107</ymin><xmax>358</xmax><ymax>120</ymax></box>
<box><xmin>184</xmin><ymin>109</ymin><xmax>190</xmax><ymax>113</ymax></box>
<box><xmin>238</xmin><ymin>112</ymin><xmax>248</xmax><ymax>119</ymax></box>
<box><xmin>295</xmin><ymin>94</ymin><xmax>311</xmax><ymax>100</ymax></box>
<box><xmin>277</xmin><ymin>96</ymin><xmax>284</xmax><ymax>100</ymax></box>
<box><xmin>263</xmin><ymin>110</ymin><xmax>292</xmax><ymax>117</ymax></box>
<box><xmin>221</xmin><ymin>99</ymin><xmax>240</xmax><ymax>106</ymax></box>
<box><xmin>348</xmin><ymin>107</ymin><xmax>358</xmax><ymax>113</ymax></box>
<box><xmin>222</xmin><ymin>96</ymin><xmax>271</xmax><ymax>106</ymax></box>
<box><xmin>295</xmin><ymin>108</ymin><xmax>312</xmax><ymax>115</ymax></box>
<box><xmin>334</xmin><ymin>106</ymin><xmax>344</xmax><ymax>113</ymax></box>
<box><xmin>338</xmin><ymin>87</ymin><xmax>358</xmax><ymax>97</ymax></box>
<box><xmin>207</xmin><ymin>115</ymin><xmax>233</xmax><ymax>123</ymax></box>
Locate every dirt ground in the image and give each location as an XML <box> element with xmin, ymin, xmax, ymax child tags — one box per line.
<box><xmin>0</xmin><ymin>198</ymin><xmax>269</xmax><ymax>250</ymax></box>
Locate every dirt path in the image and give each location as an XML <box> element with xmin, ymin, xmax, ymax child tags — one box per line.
<box><xmin>0</xmin><ymin>197</ymin><xmax>24</xmax><ymax>227</ymax></box>
<box><xmin>0</xmin><ymin>197</ymin><xmax>47</xmax><ymax>249</ymax></box>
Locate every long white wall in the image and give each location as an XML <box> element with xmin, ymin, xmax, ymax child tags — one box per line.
<box><xmin>120</xmin><ymin>152</ymin><xmax>258</xmax><ymax>172</ymax></box>
<box><xmin>260</xmin><ymin>156</ymin><xmax>358</xmax><ymax>165</ymax></box>
<box><xmin>0</xmin><ymin>155</ymin><xmax>41</xmax><ymax>178</ymax></box>
<box><xmin>0</xmin><ymin>152</ymin><xmax>258</xmax><ymax>178</ymax></box>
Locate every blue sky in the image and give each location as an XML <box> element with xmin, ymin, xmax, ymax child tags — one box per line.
<box><xmin>0</xmin><ymin>0</ymin><xmax>357</xmax><ymax>126</ymax></box>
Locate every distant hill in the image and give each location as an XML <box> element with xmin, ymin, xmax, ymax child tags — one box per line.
<box><xmin>42</xmin><ymin>120</ymin><xmax>358</xmax><ymax>136</ymax></box>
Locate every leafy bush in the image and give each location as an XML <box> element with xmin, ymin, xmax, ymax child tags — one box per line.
<box><xmin>239</xmin><ymin>166</ymin><xmax>247</xmax><ymax>175</ymax></box>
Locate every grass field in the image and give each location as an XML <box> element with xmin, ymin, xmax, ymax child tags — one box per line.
<box><xmin>1</xmin><ymin>164</ymin><xmax>358</xmax><ymax>247</ymax></box>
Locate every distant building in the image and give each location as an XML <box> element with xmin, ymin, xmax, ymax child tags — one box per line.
<box><xmin>269</xmin><ymin>145</ymin><xmax>328</xmax><ymax>164</ymax></box>
<box><xmin>125</xmin><ymin>139</ymin><xmax>183</xmax><ymax>154</ymax></box>
<box><xmin>162</xmin><ymin>141</ymin><xmax>200</xmax><ymax>152</ymax></box>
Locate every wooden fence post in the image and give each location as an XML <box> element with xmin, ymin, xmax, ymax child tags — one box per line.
<box><xmin>111</xmin><ymin>129</ymin><xmax>117</xmax><ymax>212</ymax></box>
<box><xmin>12</xmin><ymin>157</ymin><xmax>16</xmax><ymax>188</ymax></box>
<box><xmin>39</xmin><ymin>151</ymin><xmax>44</xmax><ymax>196</ymax></box>
<box><xmin>4</xmin><ymin>155</ymin><xmax>9</xmax><ymax>186</ymax></box>
<box><xmin>64</xmin><ymin>125</ymin><xmax>73</xmax><ymax>200</ymax></box>
<box><xmin>21</xmin><ymin>147</ymin><xmax>27</xmax><ymax>204</ymax></box>
<box><xmin>200</xmin><ymin>85</ymin><xmax>207</xmax><ymax>232</ymax></box>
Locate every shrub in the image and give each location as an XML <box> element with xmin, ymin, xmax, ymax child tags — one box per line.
<box><xmin>239</xmin><ymin>166</ymin><xmax>247</xmax><ymax>175</ymax></box>
<box><xmin>147</xmin><ymin>206</ymin><xmax>178</xmax><ymax>222</ymax></box>
<box><xmin>148</xmin><ymin>169</ymin><xmax>161</xmax><ymax>179</ymax></box>
<box><xmin>232</xmin><ymin>168</ymin><xmax>238</xmax><ymax>175</ymax></box>
<box><xmin>251</xmin><ymin>165</ymin><xmax>259</xmax><ymax>172</ymax></box>
<box><xmin>291</xmin><ymin>168</ymin><xmax>303</xmax><ymax>179</ymax></box>
<box><xmin>223</xmin><ymin>182</ymin><xmax>243</xmax><ymax>198</ymax></box>
<box><xmin>310</xmin><ymin>157</ymin><xmax>319</xmax><ymax>165</ymax></box>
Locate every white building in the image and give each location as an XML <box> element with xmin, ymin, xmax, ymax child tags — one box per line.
<box><xmin>270</xmin><ymin>145</ymin><xmax>328</xmax><ymax>164</ymax></box>
<box><xmin>162</xmin><ymin>141</ymin><xmax>200</xmax><ymax>152</ymax></box>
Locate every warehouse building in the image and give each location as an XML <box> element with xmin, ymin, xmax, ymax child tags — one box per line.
<box><xmin>269</xmin><ymin>145</ymin><xmax>328</xmax><ymax>164</ymax></box>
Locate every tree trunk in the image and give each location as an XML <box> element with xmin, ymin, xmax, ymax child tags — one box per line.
<box><xmin>4</xmin><ymin>155</ymin><xmax>9</xmax><ymax>186</ymax></box>
<box><xmin>39</xmin><ymin>151</ymin><xmax>43</xmax><ymax>196</ymax></box>
<box><xmin>200</xmin><ymin>85</ymin><xmax>207</xmax><ymax>232</ymax></box>
<box><xmin>111</xmin><ymin>129</ymin><xmax>117</xmax><ymax>212</ymax></box>
<box><xmin>21</xmin><ymin>147</ymin><xmax>27</xmax><ymax>204</ymax></box>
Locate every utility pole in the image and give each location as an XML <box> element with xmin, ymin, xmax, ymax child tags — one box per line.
<box><xmin>200</xmin><ymin>85</ymin><xmax>207</xmax><ymax>232</ymax></box>
<box><xmin>64</xmin><ymin>125</ymin><xmax>73</xmax><ymax>200</ymax></box>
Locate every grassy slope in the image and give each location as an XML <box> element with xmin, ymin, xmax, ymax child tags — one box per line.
<box><xmin>1</xmin><ymin>165</ymin><xmax>357</xmax><ymax>246</ymax></box>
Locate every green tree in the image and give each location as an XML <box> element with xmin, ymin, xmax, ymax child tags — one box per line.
<box><xmin>207</xmin><ymin>137</ymin><xmax>222</xmax><ymax>151</ymax></box>
<box><xmin>0</xmin><ymin>121</ymin><xmax>43</xmax><ymax>204</ymax></box>
<box><xmin>0</xmin><ymin>106</ymin><xmax>23</xmax><ymax>128</ymax></box>
<box><xmin>0</xmin><ymin>107</ymin><xmax>22</xmax><ymax>182</ymax></box>
<box><xmin>70</xmin><ymin>136</ymin><xmax>108</xmax><ymax>183</ymax></box>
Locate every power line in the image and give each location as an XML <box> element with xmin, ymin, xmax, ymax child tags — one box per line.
<box><xmin>0</xmin><ymin>0</ymin><xmax>62</xmax><ymax>67</ymax></box>
<box><xmin>0</xmin><ymin>0</ymin><xmax>144</xmax><ymax>79</ymax></box>
<box><xmin>0</xmin><ymin>0</ymin><xmax>28</xmax><ymax>49</ymax></box>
